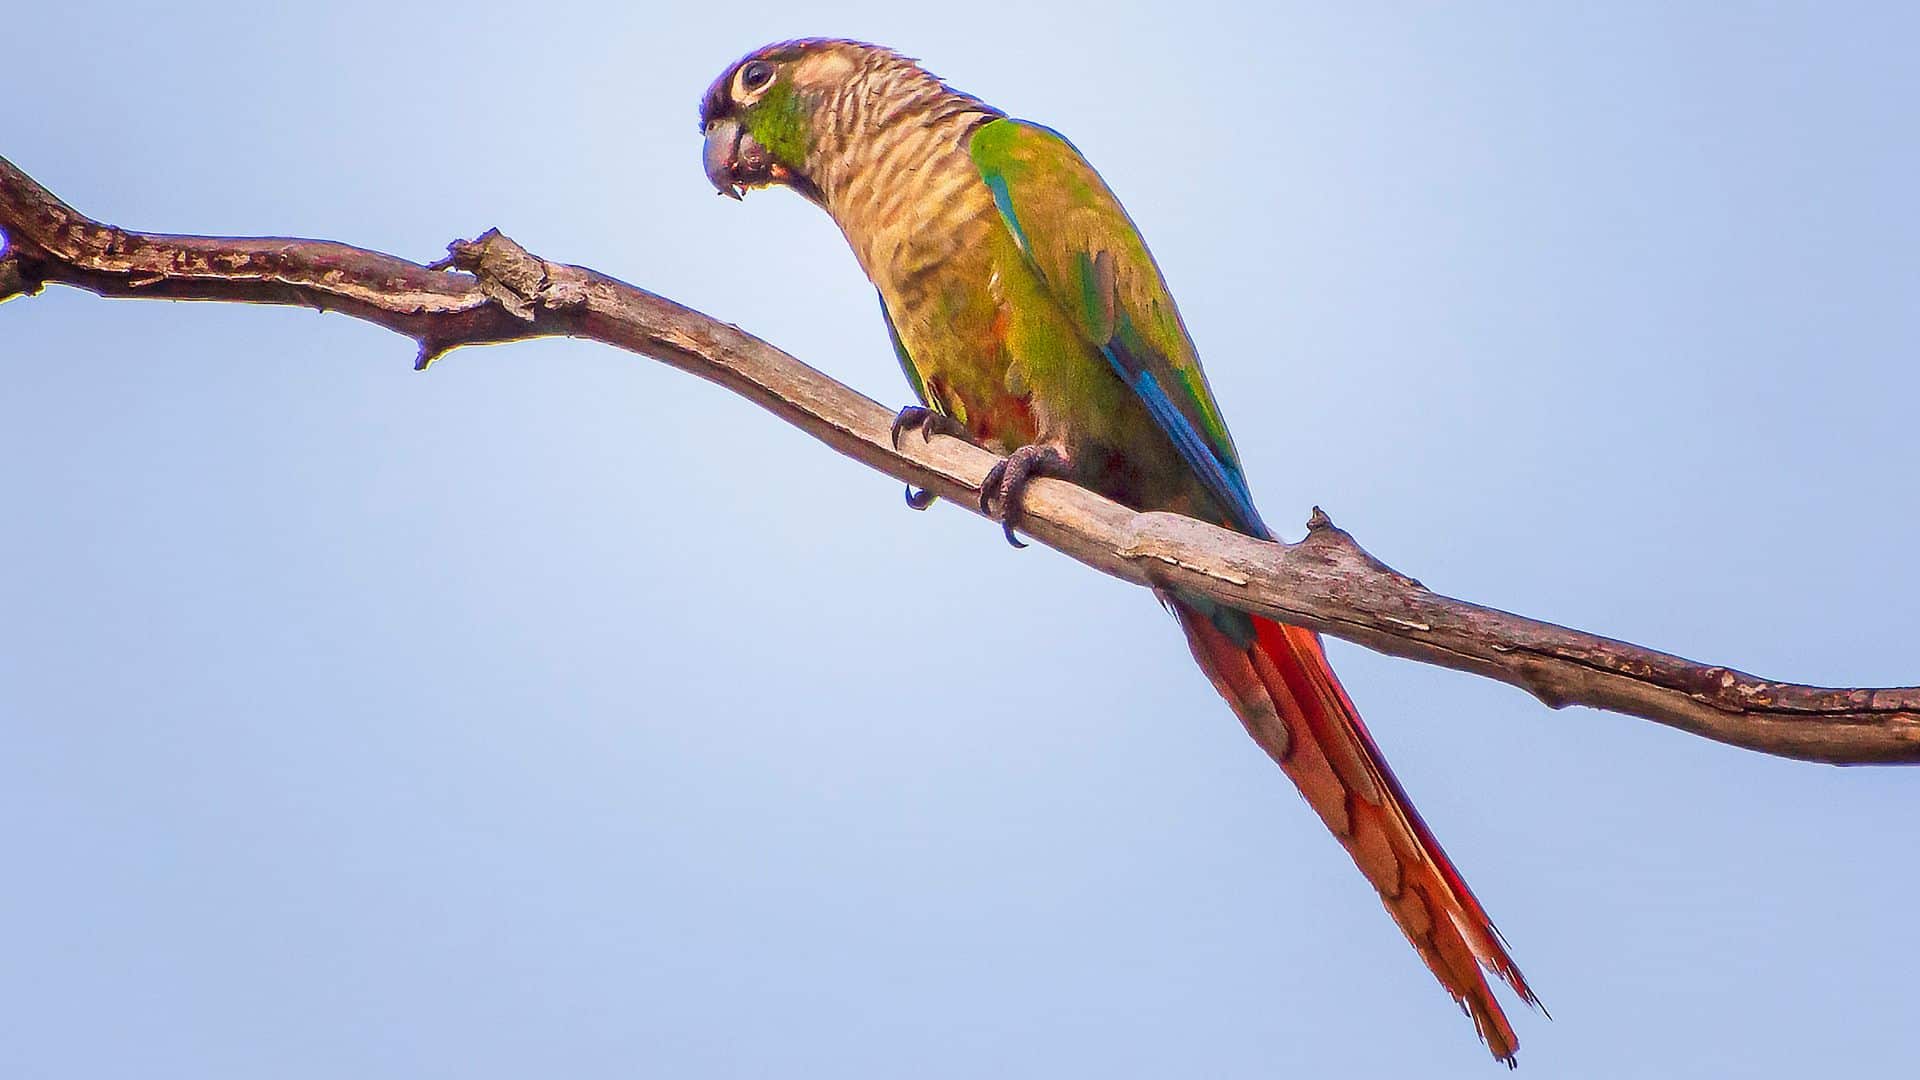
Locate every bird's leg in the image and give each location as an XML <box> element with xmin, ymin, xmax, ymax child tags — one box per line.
<box><xmin>978</xmin><ymin>444</ymin><xmax>1072</xmax><ymax>549</ymax></box>
<box><xmin>891</xmin><ymin>406</ymin><xmax>977</xmax><ymax>511</ymax></box>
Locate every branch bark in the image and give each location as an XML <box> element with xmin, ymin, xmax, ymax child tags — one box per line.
<box><xmin>5</xmin><ymin>153</ymin><xmax>1915</xmax><ymax>766</ymax></box>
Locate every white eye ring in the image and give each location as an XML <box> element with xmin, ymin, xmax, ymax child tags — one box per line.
<box><xmin>736</xmin><ymin>60</ymin><xmax>775</xmax><ymax>98</ymax></box>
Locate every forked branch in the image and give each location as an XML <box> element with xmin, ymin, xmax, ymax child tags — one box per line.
<box><xmin>4</xmin><ymin>153</ymin><xmax>1914</xmax><ymax>765</ymax></box>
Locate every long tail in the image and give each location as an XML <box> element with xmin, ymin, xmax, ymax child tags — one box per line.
<box><xmin>1172</xmin><ymin>600</ymin><xmax>1540</xmax><ymax>1065</ymax></box>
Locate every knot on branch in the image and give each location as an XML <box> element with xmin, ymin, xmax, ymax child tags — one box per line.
<box><xmin>417</xmin><ymin>229</ymin><xmax>590</xmax><ymax>369</ymax></box>
<box><xmin>1299</xmin><ymin>507</ymin><xmax>1425</xmax><ymax>591</ymax></box>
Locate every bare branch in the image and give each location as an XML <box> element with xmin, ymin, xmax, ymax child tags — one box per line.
<box><xmin>4</xmin><ymin>153</ymin><xmax>1915</xmax><ymax>766</ymax></box>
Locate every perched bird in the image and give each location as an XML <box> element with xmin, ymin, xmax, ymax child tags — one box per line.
<box><xmin>700</xmin><ymin>39</ymin><xmax>1541</xmax><ymax>1064</ymax></box>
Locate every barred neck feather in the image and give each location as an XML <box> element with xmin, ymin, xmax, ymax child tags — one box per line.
<box><xmin>800</xmin><ymin>47</ymin><xmax>1002</xmax><ymax>282</ymax></box>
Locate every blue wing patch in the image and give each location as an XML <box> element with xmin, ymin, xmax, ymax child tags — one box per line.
<box><xmin>1105</xmin><ymin>331</ymin><xmax>1269</xmax><ymax>538</ymax></box>
<box><xmin>982</xmin><ymin>172</ymin><xmax>1031</xmax><ymax>258</ymax></box>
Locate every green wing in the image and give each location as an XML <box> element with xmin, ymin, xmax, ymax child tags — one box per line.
<box><xmin>876</xmin><ymin>289</ymin><xmax>930</xmax><ymax>406</ymax></box>
<box><xmin>968</xmin><ymin>118</ymin><xmax>1267</xmax><ymax>537</ymax></box>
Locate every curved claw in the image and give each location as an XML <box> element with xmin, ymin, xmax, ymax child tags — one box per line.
<box><xmin>890</xmin><ymin>405</ymin><xmax>972</xmax><ymax>450</ymax></box>
<box><xmin>889</xmin><ymin>408</ymin><xmax>926</xmax><ymax>450</ymax></box>
<box><xmin>978</xmin><ymin>444</ymin><xmax>1070</xmax><ymax>549</ymax></box>
<box><xmin>904</xmin><ymin>484</ymin><xmax>938</xmax><ymax>511</ymax></box>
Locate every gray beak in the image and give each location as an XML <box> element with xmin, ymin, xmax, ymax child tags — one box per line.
<box><xmin>703</xmin><ymin>118</ymin><xmax>745</xmax><ymax>200</ymax></box>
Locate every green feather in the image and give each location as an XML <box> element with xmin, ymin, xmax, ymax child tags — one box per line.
<box><xmin>876</xmin><ymin>290</ymin><xmax>929</xmax><ymax>405</ymax></box>
<box><xmin>744</xmin><ymin>81</ymin><xmax>814</xmax><ymax>168</ymax></box>
<box><xmin>969</xmin><ymin>118</ymin><xmax>1263</xmax><ymax>534</ymax></box>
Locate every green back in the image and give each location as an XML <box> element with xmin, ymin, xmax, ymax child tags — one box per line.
<box><xmin>968</xmin><ymin>118</ymin><xmax>1267</xmax><ymax>537</ymax></box>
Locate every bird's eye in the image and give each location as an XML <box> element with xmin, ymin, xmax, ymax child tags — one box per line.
<box><xmin>740</xmin><ymin>61</ymin><xmax>774</xmax><ymax>92</ymax></box>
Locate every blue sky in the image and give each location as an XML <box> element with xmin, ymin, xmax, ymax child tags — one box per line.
<box><xmin>4</xmin><ymin>3</ymin><xmax>1915</xmax><ymax>1077</ymax></box>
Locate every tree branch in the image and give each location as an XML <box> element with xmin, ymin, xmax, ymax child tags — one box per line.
<box><xmin>5</xmin><ymin>153</ymin><xmax>1914</xmax><ymax>766</ymax></box>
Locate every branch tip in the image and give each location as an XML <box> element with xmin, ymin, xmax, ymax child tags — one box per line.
<box><xmin>0</xmin><ymin>255</ymin><xmax>30</xmax><ymax>303</ymax></box>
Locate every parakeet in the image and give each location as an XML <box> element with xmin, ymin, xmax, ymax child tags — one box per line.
<box><xmin>700</xmin><ymin>39</ymin><xmax>1540</xmax><ymax>1064</ymax></box>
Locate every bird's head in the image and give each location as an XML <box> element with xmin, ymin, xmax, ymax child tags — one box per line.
<box><xmin>699</xmin><ymin>39</ymin><xmax>872</xmax><ymax>203</ymax></box>
<box><xmin>699</xmin><ymin>39</ymin><xmax>990</xmax><ymax>204</ymax></box>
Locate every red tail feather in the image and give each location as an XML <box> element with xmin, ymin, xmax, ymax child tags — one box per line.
<box><xmin>1173</xmin><ymin>600</ymin><xmax>1539</xmax><ymax>1065</ymax></box>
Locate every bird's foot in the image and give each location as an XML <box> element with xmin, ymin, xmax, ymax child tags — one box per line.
<box><xmin>892</xmin><ymin>406</ymin><xmax>975</xmax><ymax>512</ymax></box>
<box><xmin>979</xmin><ymin>444</ymin><xmax>1072</xmax><ymax>548</ymax></box>
<box><xmin>889</xmin><ymin>405</ymin><xmax>972</xmax><ymax>450</ymax></box>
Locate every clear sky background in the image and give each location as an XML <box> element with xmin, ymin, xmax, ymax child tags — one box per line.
<box><xmin>4</xmin><ymin>3</ymin><xmax>1915</xmax><ymax>1077</ymax></box>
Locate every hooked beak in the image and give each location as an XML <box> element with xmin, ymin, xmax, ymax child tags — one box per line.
<box><xmin>705</xmin><ymin>117</ymin><xmax>791</xmax><ymax>200</ymax></box>
<box><xmin>703</xmin><ymin>117</ymin><xmax>746</xmax><ymax>199</ymax></box>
